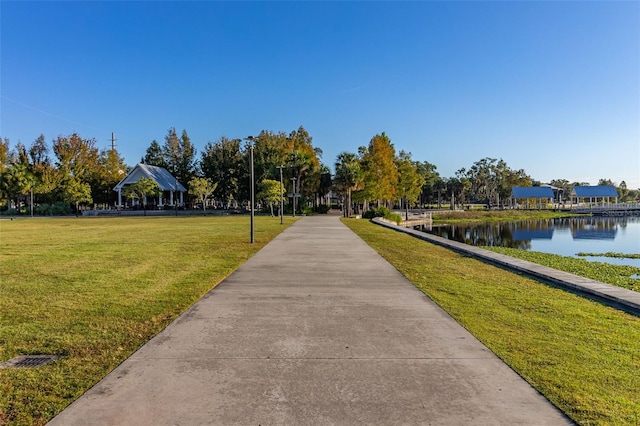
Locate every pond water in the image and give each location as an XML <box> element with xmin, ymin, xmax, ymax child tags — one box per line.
<box><xmin>422</xmin><ymin>216</ymin><xmax>640</xmax><ymax>268</ymax></box>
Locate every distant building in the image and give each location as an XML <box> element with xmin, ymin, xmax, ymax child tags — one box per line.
<box><xmin>510</xmin><ymin>186</ymin><xmax>555</xmax><ymax>209</ymax></box>
<box><xmin>571</xmin><ymin>186</ymin><xmax>618</xmax><ymax>205</ymax></box>
<box><xmin>113</xmin><ymin>163</ymin><xmax>187</xmax><ymax>208</ymax></box>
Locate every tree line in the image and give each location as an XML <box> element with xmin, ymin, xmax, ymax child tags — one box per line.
<box><xmin>0</xmin><ymin>126</ymin><xmax>331</xmax><ymax>215</ymax></box>
<box><xmin>1</xmin><ymin>127</ymin><xmax>637</xmax><ymax>216</ymax></box>
<box><xmin>334</xmin><ymin>133</ymin><xmax>639</xmax><ymax>216</ymax></box>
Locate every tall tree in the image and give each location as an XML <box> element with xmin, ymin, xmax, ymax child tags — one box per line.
<box><xmin>618</xmin><ymin>181</ymin><xmax>629</xmax><ymax>201</ymax></box>
<box><xmin>361</xmin><ymin>132</ymin><xmax>398</xmax><ymax>207</ymax></box>
<box><xmin>29</xmin><ymin>134</ymin><xmax>49</xmax><ymax>167</ymax></box>
<box><xmin>286</xmin><ymin>150</ymin><xmax>314</xmax><ymax>195</ymax></box>
<box><xmin>178</xmin><ymin>129</ymin><xmax>196</xmax><ymax>183</ymax></box>
<box><xmin>0</xmin><ymin>138</ymin><xmax>10</xmax><ymax>174</ymax></box>
<box><xmin>53</xmin><ymin>133</ymin><xmax>99</xmax><ymax>181</ymax></box>
<box><xmin>316</xmin><ymin>164</ymin><xmax>333</xmax><ymax>208</ymax></box>
<box><xmin>288</xmin><ymin>126</ymin><xmax>321</xmax><ymax>201</ymax></box>
<box><xmin>52</xmin><ymin>133</ymin><xmax>99</xmax><ymax>206</ymax></box>
<box><xmin>499</xmin><ymin>167</ymin><xmax>531</xmax><ymax>206</ymax></box>
<box><xmin>466</xmin><ymin>157</ymin><xmax>499</xmax><ymax>207</ymax></box>
<box><xmin>597</xmin><ymin>178</ymin><xmax>615</xmax><ymax>187</ymax></box>
<box><xmin>200</xmin><ymin>136</ymin><xmax>244</xmax><ymax>207</ymax></box>
<box><xmin>163</xmin><ymin>128</ymin><xmax>196</xmax><ymax>186</ymax></box>
<box><xmin>415</xmin><ymin>160</ymin><xmax>440</xmax><ymax>205</ymax></box>
<box><xmin>251</xmin><ymin>130</ymin><xmax>288</xmax><ymax>185</ymax></box>
<box><xmin>14</xmin><ymin>142</ymin><xmax>29</xmax><ymax>166</ymax></box>
<box><xmin>91</xmin><ymin>148</ymin><xmax>128</xmax><ymax>206</ymax></box>
<box><xmin>334</xmin><ymin>152</ymin><xmax>363</xmax><ymax>217</ymax></box>
<box><xmin>1</xmin><ymin>163</ymin><xmax>33</xmax><ymax>211</ymax></box>
<box><xmin>395</xmin><ymin>151</ymin><xmax>425</xmax><ymax>220</ymax></box>
<box><xmin>27</xmin><ymin>135</ymin><xmax>49</xmax><ymax>197</ymax></box>
<box><xmin>238</xmin><ymin>127</ymin><xmax>321</xmax><ymax>209</ymax></box>
<box><xmin>143</xmin><ymin>140</ymin><xmax>165</xmax><ymax>167</ymax></box>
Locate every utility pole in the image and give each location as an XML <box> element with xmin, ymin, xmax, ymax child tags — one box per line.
<box><xmin>111</xmin><ymin>132</ymin><xmax>117</xmax><ymax>151</ymax></box>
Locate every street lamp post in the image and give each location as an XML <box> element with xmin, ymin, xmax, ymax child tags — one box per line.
<box><xmin>30</xmin><ymin>180</ymin><xmax>34</xmax><ymax>218</ymax></box>
<box><xmin>245</xmin><ymin>136</ymin><xmax>257</xmax><ymax>243</ymax></box>
<box><xmin>291</xmin><ymin>177</ymin><xmax>297</xmax><ymax>217</ymax></box>
<box><xmin>277</xmin><ymin>165</ymin><xmax>284</xmax><ymax>225</ymax></box>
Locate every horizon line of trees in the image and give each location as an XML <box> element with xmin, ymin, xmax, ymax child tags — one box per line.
<box><xmin>0</xmin><ymin>126</ymin><xmax>332</xmax><ymax>215</ymax></box>
<box><xmin>1</xmin><ymin>127</ymin><xmax>638</xmax><ymax>215</ymax></box>
<box><xmin>333</xmin><ymin>134</ymin><xmax>639</xmax><ymax>216</ymax></box>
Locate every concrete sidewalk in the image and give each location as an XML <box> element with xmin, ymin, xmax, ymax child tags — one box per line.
<box><xmin>49</xmin><ymin>216</ymin><xmax>571</xmax><ymax>425</ymax></box>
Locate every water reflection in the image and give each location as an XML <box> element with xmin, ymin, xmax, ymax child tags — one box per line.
<box><xmin>568</xmin><ymin>217</ymin><xmax>617</xmax><ymax>240</ymax></box>
<box><xmin>416</xmin><ymin>217</ymin><xmax>640</xmax><ymax>255</ymax></box>
<box><xmin>421</xmin><ymin>219</ymin><xmax>556</xmax><ymax>249</ymax></box>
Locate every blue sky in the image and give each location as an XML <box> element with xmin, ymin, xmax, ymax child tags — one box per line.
<box><xmin>1</xmin><ymin>1</ymin><xmax>639</xmax><ymax>187</ymax></box>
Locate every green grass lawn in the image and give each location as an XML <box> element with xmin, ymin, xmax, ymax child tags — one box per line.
<box><xmin>343</xmin><ymin>218</ymin><xmax>640</xmax><ymax>426</ymax></box>
<box><xmin>0</xmin><ymin>215</ymin><xmax>295</xmax><ymax>426</ymax></box>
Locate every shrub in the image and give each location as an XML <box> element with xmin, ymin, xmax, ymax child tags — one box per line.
<box><xmin>363</xmin><ymin>206</ymin><xmax>390</xmax><ymax>219</ymax></box>
<box><xmin>385</xmin><ymin>212</ymin><xmax>403</xmax><ymax>225</ymax></box>
<box><xmin>35</xmin><ymin>202</ymin><xmax>71</xmax><ymax>216</ymax></box>
<box><xmin>1</xmin><ymin>208</ymin><xmax>19</xmax><ymax>216</ymax></box>
<box><xmin>315</xmin><ymin>204</ymin><xmax>331</xmax><ymax>214</ymax></box>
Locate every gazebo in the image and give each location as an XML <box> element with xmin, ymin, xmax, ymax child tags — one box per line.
<box><xmin>510</xmin><ymin>186</ymin><xmax>555</xmax><ymax>209</ymax></box>
<box><xmin>571</xmin><ymin>186</ymin><xmax>618</xmax><ymax>206</ymax></box>
<box><xmin>114</xmin><ymin>163</ymin><xmax>187</xmax><ymax>208</ymax></box>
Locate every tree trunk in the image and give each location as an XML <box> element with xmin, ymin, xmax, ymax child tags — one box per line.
<box><xmin>405</xmin><ymin>198</ymin><xmax>409</xmax><ymax>221</ymax></box>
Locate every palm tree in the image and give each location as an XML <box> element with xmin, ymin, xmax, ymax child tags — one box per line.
<box><xmin>334</xmin><ymin>152</ymin><xmax>363</xmax><ymax>217</ymax></box>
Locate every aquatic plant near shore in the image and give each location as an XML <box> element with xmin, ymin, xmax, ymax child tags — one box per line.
<box><xmin>577</xmin><ymin>252</ymin><xmax>640</xmax><ymax>259</ymax></box>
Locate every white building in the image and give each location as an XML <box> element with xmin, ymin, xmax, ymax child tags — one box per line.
<box><xmin>113</xmin><ymin>163</ymin><xmax>187</xmax><ymax>208</ymax></box>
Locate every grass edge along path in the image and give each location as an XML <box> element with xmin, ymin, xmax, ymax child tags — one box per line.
<box><xmin>0</xmin><ymin>216</ymin><xmax>296</xmax><ymax>426</ymax></box>
<box><xmin>343</xmin><ymin>218</ymin><xmax>640</xmax><ymax>426</ymax></box>
<box><xmin>483</xmin><ymin>247</ymin><xmax>639</xmax><ymax>292</ymax></box>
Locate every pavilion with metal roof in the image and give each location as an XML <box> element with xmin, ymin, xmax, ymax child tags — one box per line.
<box><xmin>113</xmin><ymin>163</ymin><xmax>187</xmax><ymax>208</ymax></box>
<box><xmin>571</xmin><ymin>185</ymin><xmax>618</xmax><ymax>205</ymax></box>
<box><xmin>510</xmin><ymin>186</ymin><xmax>555</xmax><ymax>209</ymax></box>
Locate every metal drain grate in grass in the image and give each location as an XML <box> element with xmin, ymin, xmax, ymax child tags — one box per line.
<box><xmin>0</xmin><ymin>355</ymin><xmax>61</xmax><ymax>368</ymax></box>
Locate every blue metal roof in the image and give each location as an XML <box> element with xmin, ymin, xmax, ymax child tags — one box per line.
<box><xmin>114</xmin><ymin>164</ymin><xmax>187</xmax><ymax>192</ymax></box>
<box><xmin>511</xmin><ymin>186</ymin><xmax>554</xmax><ymax>199</ymax></box>
<box><xmin>572</xmin><ymin>186</ymin><xmax>618</xmax><ymax>198</ymax></box>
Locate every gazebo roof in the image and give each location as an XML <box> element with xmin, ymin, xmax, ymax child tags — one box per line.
<box><xmin>571</xmin><ymin>186</ymin><xmax>618</xmax><ymax>198</ymax></box>
<box><xmin>113</xmin><ymin>164</ymin><xmax>187</xmax><ymax>192</ymax></box>
<box><xmin>511</xmin><ymin>186</ymin><xmax>554</xmax><ymax>199</ymax></box>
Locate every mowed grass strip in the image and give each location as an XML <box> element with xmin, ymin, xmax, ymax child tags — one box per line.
<box><xmin>0</xmin><ymin>215</ymin><xmax>296</xmax><ymax>426</ymax></box>
<box><xmin>343</xmin><ymin>219</ymin><xmax>640</xmax><ymax>426</ymax></box>
<box><xmin>484</xmin><ymin>247</ymin><xmax>640</xmax><ymax>292</ymax></box>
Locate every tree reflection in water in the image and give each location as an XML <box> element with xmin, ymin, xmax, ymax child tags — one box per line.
<box><xmin>420</xmin><ymin>217</ymin><xmax>633</xmax><ymax>249</ymax></box>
